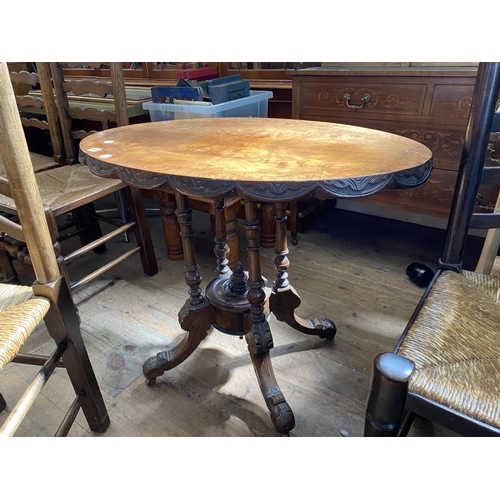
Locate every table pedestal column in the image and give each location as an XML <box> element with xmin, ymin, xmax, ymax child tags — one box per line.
<box><xmin>206</xmin><ymin>199</ymin><xmax>295</xmax><ymax>435</ymax></box>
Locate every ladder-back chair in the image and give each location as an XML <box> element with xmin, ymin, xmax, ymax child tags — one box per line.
<box><xmin>0</xmin><ymin>62</ymin><xmax>158</xmax><ymax>291</ymax></box>
<box><xmin>364</xmin><ymin>62</ymin><xmax>500</xmax><ymax>437</ymax></box>
<box><xmin>0</xmin><ymin>62</ymin><xmax>109</xmax><ymax>436</ymax></box>
<box><xmin>0</xmin><ymin>63</ymin><xmax>65</xmax><ymax>176</ymax></box>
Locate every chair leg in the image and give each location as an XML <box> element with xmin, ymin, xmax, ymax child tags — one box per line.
<box><xmin>399</xmin><ymin>408</ymin><xmax>416</xmax><ymax>437</ymax></box>
<box><xmin>123</xmin><ymin>187</ymin><xmax>158</xmax><ymax>276</ymax></box>
<box><xmin>0</xmin><ymin>391</ymin><xmax>6</xmax><ymax>412</ymax></box>
<box><xmin>0</xmin><ymin>247</ymin><xmax>20</xmax><ymax>284</ymax></box>
<box><xmin>115</xmin><ymin>190</ymin><xmax>130</xmax><ymax>243</ymax></box>
<box><xmin>364</xmin><ymin>352</ymin><xmax>415</xmax><ymax>437</ymax></box>
<box><xmin>33</xmin><ymin>276</ymin><xmax>110</xmax><ymax>433</ymax></box>
<box><xmin>72</xmin><ymin>204</ymin><xmax>107</xmax><ymax>254</ymax></box>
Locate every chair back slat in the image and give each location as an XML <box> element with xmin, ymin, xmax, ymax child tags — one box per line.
<box><xmin>20</xmin><ymin>116</ymin><xmax>50</xmax><ymax>131</ymax></box>
<box><xmin>16</xmin><ymin>95</ymin><xmax>44</xmax><ymax>109</ymax></box>
<box><xmin>0</xmin><ymin>62</ymin><xmax>61</xmax><ymax>284</ymax></box>
<box><xmin>10</xmin><ymin>70</ymin><xmax>40</xmax><ymax>87</ymax></box>
<box><xmin>50</xmin><ymin>62</ymin><xmax>128</xmax><ymax>164</ymax></box>
<box><xmin>492</xmin><ymin>110</ymin><xmax>500</xmax><ymax>133</ymax></box>
<box><xmin>470</xmin><ymin>212</ymin><xmax>500</xmax><ymax>230</ymax></box>
<box><xmin>68</xmin><ymin>107</ymin><xmax>117</xmax><ymax>123</ymax></box>
<box><xmin>62</xmin><ymin>79</ymin><xmax>113</xmax><ymax>98</ymax></box>
<box><xmin>480</xmin><ymin>165</ymin><xmax>500</xmax><ymax>184</ymax></box>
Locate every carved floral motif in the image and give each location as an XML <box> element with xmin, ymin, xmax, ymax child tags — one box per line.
<box><xmin>395</xmin><ymin>129</ymin><xmax>464</xmax><ymax>158</ymax></box>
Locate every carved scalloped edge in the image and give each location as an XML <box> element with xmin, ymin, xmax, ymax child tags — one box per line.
<box><xmin>167</xmin><ymin>175</ymin><xmax>238</xmax><ymax>198</ymax></box>
<box><xmin>79</xmin><ymin>151</ymin><xmax>432</xmax><ymax>201</ymax></box>
<box><xmin>81</xmin><ymin>152</ymin><xmax>170</xmax><ymax>189</ymax></box>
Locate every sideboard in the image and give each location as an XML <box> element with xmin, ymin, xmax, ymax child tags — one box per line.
<box><xmin>290</xmin><ymin>66</ymin><xmax>500</xmax><ymax>220</ymax></box>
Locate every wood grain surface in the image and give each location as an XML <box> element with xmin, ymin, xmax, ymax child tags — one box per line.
<box><xmin>79</xmin><ymin>117</ymin><xmax>432</xmax><ymax>183</ymax></box>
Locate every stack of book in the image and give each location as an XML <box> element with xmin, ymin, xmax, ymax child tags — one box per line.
<box><xmin>150</xmin><ymin>74</ymin><xmax>250</xmax><ymax>106</ymax></box>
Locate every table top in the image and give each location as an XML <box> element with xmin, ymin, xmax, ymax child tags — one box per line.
<box><xmin>79</xmin><ymin>117</ymin><xmax>433</xmax><ymax>202</ymax></box>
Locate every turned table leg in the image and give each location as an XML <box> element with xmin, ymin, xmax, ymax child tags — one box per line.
<box><xmin>143</xmin><ymin>192</ymin><xmax>213</xmax><ymax>383</ymax></box>
<box><xmin>243</xmin><ymin>200</ymin><xmax>295</xmax><ymax>435</ymax></box>
<box><xmin>154</xmin><ymin>190</ymin><xmax>184</xmax><ymax>261</ymax></box>
<box><xmin>269</xmin><ymin>201</ymin><xmax>336</xmax><ymax>340</ymax></box>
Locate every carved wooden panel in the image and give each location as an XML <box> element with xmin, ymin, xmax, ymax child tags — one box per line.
<box><xmin>298</xmin><ymin>80</ymin><xmax>427</xmax><ymax>116</ymax></box>
<box><xmin>429</xmin><ymin>84</ymin><xmax>475</xmax><ymax>118</ymax></box>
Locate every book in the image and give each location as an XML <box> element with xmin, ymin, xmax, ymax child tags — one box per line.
<box><xmin>208</xmin><ymin>79</ymin><xmax>250</xmax><ymax>105</ymax></box>
<box><xmin>150</xmin><ymin>86</ymin><xmax>203</xmax><ymax>104</ymax></box>
<box><xmin>205</xmin><ymin>74</ymin><xmax>242</xmax><ymax>95</ymax></box>
<box><xmin>176</xmin><ymin>78</ymin><xmax>211</xmax><ymax>101</ymax></box>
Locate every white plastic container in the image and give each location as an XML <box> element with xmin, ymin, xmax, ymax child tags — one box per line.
<box><xmin>143</xmin><ymin>90</ymin><xmax>273</xmax><ymax>121</ymax></box>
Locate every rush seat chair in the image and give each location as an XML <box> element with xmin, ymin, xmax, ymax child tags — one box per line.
<box><xmin>364</xmin><ymin>62</ymin><xmax>500</xmax><ymax>437</ymax></box>
<box><xmin>0</xmin><ymin>62</ymin><xmax>110</xmax><ymax>436</ymax></box>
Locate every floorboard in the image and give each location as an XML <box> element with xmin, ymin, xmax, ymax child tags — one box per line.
<box><xmin>2</xmin><ymin>197</ymin><xmax>481</xmax><ymax>438</ymax></box>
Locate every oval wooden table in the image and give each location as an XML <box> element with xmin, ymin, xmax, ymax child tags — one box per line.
<box><xmin>79</xmin><ymin>117</ymin><xmax>433</xmax><ymax>435</ymax></box>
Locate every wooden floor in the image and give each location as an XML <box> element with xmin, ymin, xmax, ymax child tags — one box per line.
<box><xmin>1</xmin><ymin>197</ymin><xmax>483</xmax><ymax>437</ymax></box>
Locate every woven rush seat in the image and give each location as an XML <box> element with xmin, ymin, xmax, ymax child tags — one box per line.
<box><xmin>363</xmin><ymin>62</ymin><xmax>500</xmax><ymax>437</ymax></box>
<box><xmin>398</xmin><ymin>271</ymin><xmax>500</xmax><ymax>428</ymax></box>
<box><xmin>0</xmin><ymin>152</ymin><xmax>59</xmax><ymax>176</ymax></box>
<box><xmin>0</xmin><ymin>164</ymin><xmax>124</xmax><ymax>217</ymax></box>
<box><xmin>0</xmin><ymin>283</ymin><xmax>50</xmax><ymax>370</ymax></box>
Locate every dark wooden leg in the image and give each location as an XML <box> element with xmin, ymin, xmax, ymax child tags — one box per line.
<box><xmin>143</xmin><ymin>192</ymin><xmax>213</xmax><ymax>383</ymax></box>
<box><xmin>399</xmin><ymin>408</ymin><xmax>417</xmax><ymax>437</ymax></box>
<box><xmin>260</xmin><ymin>202</ymin><xmax>276</xmax><ymax>249</ymax></box>
<box><xmin>224</xmin><ymin>201</ymin><xmax>240</xmax><ymax>270</ymax></box>
<box><xmin>269</xmin><ymin>201</ymin><xmax>336</xmax><ymax>340</ymax></box>
<box><xmin>72</xmin><ymin>203</ymin><xmax>106</xmax><ymax>254</ymax></box>
<box><xmin>243</xmin><ymin>200</ymin><xmax>295</xmax><ymax>435</ymax></box>
<box><xmin>364</xmin><ymin>352</ymin><xmax>415</xmax><ymax>437</ymax></box>
<box><xmin>153</xmin><ymin>190</ymin><xmax>184</xmax><ymax>261</ymax></box>
<box><xmin>123</xmin><ymin>186</ymin><xmax>158</xmax><ymax>276</ymax></box>
<box><xmin>0</xmin><ymin>391</ymin><xmax>6</xmax><ymax>412</ymax></box>
<box><xmin>288</xmin><ymin>201</ymin><xmax>298</xmax><ymax>245</ymax></box>
<box><xmin>212</xmin><ymin>197</ymin><xmax>230</xmax><ymax>278</ymax></box>
<box><xmin>210</xmin><ymin>201</ymin><xmax>240</xmax><ymax>270</ymax></box>
<box><xmin>0</xmin><ymin>243</ymin><xmax>19</xmax><ymax>284</ymax></box>
<box><xmin>33</xmin><ymin>276</ymin><xmax>110</xmax><ymax>433</ymax></box>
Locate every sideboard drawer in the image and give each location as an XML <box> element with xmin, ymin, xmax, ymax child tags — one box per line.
<box><xmin>429</xmin><ymin>84</ymin><xmax>474</xmax><ymax>119</ymax></box>
<box><xmin>298</xmin><ymin>80</ymin><xmax>427</xmax><ymax>116</ymax></box>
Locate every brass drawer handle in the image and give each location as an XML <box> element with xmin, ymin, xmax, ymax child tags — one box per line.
<box><xmin>342</xmin><ymin>92</ymin><xmax>371</xmax><ymax>109</ymax></box>
<box><xmin>487</xmin><ymin>142</ymin><xmax>500</xmax><ymax>164</ymax></box>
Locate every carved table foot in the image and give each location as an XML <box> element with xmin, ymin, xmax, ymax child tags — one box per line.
<box><xmin>245</xmin><ymin>319</ymin><xmax>295</xmax><ymax>435</ymax></box>
<box><xmin>143</xmin><ymin>297</ymin><xmax>214</xmax><ymax>384</ymax></box>
<box><xmin>270</xmin><ymin>287</ymin><xmax>336</xmax><ymax>340</ymax></box>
